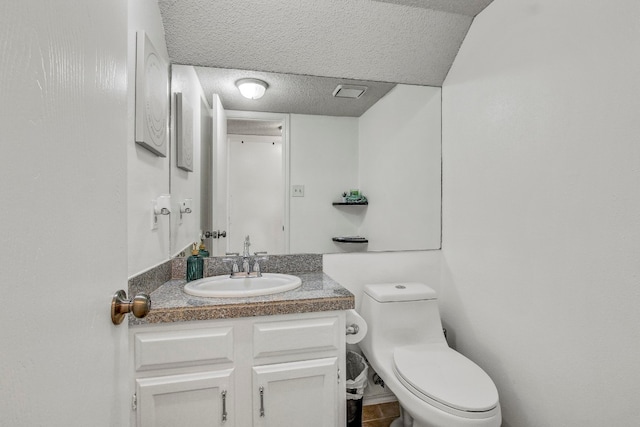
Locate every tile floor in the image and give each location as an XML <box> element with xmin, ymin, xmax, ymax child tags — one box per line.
<box><xmin>362</xmin><ymin>401</ymin><xmax>400</xmax><ymax>427</ymax></box>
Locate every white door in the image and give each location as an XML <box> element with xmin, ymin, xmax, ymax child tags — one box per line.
<box><xmin>224</xmin><ymin>111</ymin><xmax>290</xmax><ymax>255</ymax></box>
<box><xmin>252</xmin><ymin>358</ymin><xmax>339</xmax><ymax>427</ymax></box>
<box><xmin>211</xmin><ymin>95</ymin><xmax>228</xmax><ymax>256</ymax></box>
<box><xmin>0</xmin><ymin>1</ymin><xmax>130</xmax><ymax>426</ymax></box>
<box><xmin>137</xmin><ymin>370</ymin><xmax>234</xmax><ymax>427</ymax></box>
<box><xmin>227</xmin><ymin>134</ymin><xmax>285</xmax><ymax>254</ymax></box>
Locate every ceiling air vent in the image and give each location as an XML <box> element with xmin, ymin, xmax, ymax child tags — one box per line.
<box><xmin>332</xmin><ymin>84</ymin><xmax>368</xmax><ymax>99</ymax></box>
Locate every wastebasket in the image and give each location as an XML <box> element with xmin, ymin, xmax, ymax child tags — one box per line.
<box><xmin>346</xmin><ymin>351</ymin><xmax>368</xmax><ymax>427</ymax></box>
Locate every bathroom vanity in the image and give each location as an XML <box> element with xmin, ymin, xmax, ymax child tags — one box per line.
<box><xmin>128</xmin><ymin>270</ymin><xmax>353</xmax><ymax>427</ymax></box>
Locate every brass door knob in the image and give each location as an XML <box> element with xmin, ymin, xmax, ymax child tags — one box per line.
<box><xmin>111</xmin><ymin>290</ymin><xmax>151</xmax><ymax>325</ymax></box>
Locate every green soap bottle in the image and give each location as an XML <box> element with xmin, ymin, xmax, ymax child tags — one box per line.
<box><xmin>186</xmin><ymin>247</ymin><xmax>203</xmax><ymax>282</ymax></box>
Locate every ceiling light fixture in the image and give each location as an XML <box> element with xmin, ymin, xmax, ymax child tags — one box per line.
<box><xmin>235</xmin><ymin>78</ymin><xmax>268</xmax><ymax>100</ymax></box>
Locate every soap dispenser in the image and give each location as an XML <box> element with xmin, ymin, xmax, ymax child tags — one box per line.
<box><xmin>186</xmin><ymin>243</ymin><xmax>204</xmax><ymax>282</ymax></box>
<box><xmin>198</xmin><ymin>240</ymin><xmax>210</xmax><ymax>258</ymax></box>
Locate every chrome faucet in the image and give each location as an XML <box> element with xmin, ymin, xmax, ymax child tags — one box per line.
<box><xmin>225</xmin><ymin>236</ymin><xmax>267</xmax><ymax>278</ymax></box>
<box><xmin>242</xmin><ymin>235</ymin><xmax>251</xmax><ymax>274</ymax></box>
<box><xmin>243</xmin><ymin>235</ymin><xmax>251</xmax><ymax>258</ymax></box>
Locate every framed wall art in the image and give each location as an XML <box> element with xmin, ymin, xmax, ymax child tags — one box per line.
<box><xmin>135</xmin><ymin>31</ymin><xmax>168</xmax><ymax>157</ymax></box>
<box><xmin>174</xmin><ymin>92</ymin><xmax>194</xmax><ymax>172</ymax></box>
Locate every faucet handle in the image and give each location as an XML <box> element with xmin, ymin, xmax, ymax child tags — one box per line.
<box><xmin>254</xmin><ymin>251</ymin><xmax>268</xmax><ymax>256</ymax></box>
<box><xmin>222</xmin><ymin>257</ymin><xmax>239</xmax><ymax>274</ymax></box>
<box><xmin>252</xmin><ymin>260</ymin><xmax>262</xmax><ymax>277</ymax></box>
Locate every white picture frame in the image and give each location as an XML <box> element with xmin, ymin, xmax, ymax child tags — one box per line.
<box><xmin>135</xmin><ymin>31</ymin><xmax>168</xmax><ymax>157</ymax></box>
<box><xmin>175</xmin><ymin>92</ymin><xmax>194</xmax><ymax>172</ymax></box>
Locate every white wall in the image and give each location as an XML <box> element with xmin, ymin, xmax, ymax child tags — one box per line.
<box><xmin>441</xmin><ymin>1</ymin><xmax>640</xmax><ymax>426</ymax></box>
<box><xmin>359</xmin><ymin>84</ymin><xmax>442</xmax><ymax>251</ymax></box>
<box><xmin>290</xmin><ymin>114</ymin><xmax>360</xmax><ymax>253</ymax></box>
<box><xmin>227</xmin><ymin>134</ymin><xmax>284</xmax><ymax>254</ymax></box>
<box><xmin>170</xmin><ymin>65</ymin><xmax>206</xmax><ymax>255</ymax></box>
<box><xmin>127</xmin><ymin>0</ymin><xmax>171</xmax><ymax>276</ymax></box>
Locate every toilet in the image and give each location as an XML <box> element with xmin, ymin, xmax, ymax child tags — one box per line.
<box><xmin>358</xmin><ymin>283</ymin><xmax>502</xmax><ymax>427</ymax></box>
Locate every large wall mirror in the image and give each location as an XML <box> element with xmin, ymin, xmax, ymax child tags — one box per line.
<box><xmin>171</xmin><ymin>65</ymin><xmax>441</xmax><ymax>256</ymax></box>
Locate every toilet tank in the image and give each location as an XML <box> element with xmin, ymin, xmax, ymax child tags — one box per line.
<box><xmin>360</xmin><ymin>283</ymin><xmax>446</xmax><ymax>351</ymax></box>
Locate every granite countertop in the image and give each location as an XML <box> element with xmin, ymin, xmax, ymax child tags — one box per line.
<box><xmin>131</xmin><ymin>272</ymin><xmax>354</xmax><ymax>325</ymax></box>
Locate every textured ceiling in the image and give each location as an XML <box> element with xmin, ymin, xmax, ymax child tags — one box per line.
<box><xmin>158</xmin><ymin>0</ymin><xmax>494</xmax><ymax>86</ymax></box>
<box><xmin>195</xmin><ymin>67</ymin><xmax>395</xmax><ymax>117</ymax></box>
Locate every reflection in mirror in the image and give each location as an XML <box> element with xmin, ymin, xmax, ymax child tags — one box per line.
<box><xmin>226</xmin><ymin>115</ymin><xmax>286</xmax><ymax>256</ymax></box>
<box><xmin>194</xmin><ymin>66</ymin><xmax>396</xmax><ymax>118</ymax></box>
<box><xmin>174</xmin><ymin>66</ymin><xmax>441</xmax><ymax>256</ymax></box>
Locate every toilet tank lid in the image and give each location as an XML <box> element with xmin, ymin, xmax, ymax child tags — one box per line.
<box><xmin>364</xmin><ymin>283</ymin><xmax>437</xmax><ymax>302</ymax></box>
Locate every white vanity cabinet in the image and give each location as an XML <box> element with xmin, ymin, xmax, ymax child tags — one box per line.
<box><xmin>130</xmin><ymin>311</ymin><xmax>346</xmax><ymax>427</ymax></box>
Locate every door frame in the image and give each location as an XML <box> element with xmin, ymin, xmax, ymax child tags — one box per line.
<box><xmin>199</xmin><ymin>94</ymin><xmax>214</xmax><ymax>251</ymax></box>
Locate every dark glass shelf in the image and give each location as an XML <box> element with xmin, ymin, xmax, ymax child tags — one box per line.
<box><xmin>332</xmin><ymin>202</ymin><xmax>368</xmax><ymax>206</ymax></box>
<box><xmin>332</xmin><ymin>237</ymin><xmax>368</xmax><ymax>243</ymax></box>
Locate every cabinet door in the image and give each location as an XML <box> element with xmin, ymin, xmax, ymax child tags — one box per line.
<box><xmin>252</xmin><ymin>358</ymin><xmax>338</xmax><ymax>427</ymax></box>
<box><xmin>137</xmin><ymin>369</ymin><xmax>234</xmax><ymax>427</ymax></box>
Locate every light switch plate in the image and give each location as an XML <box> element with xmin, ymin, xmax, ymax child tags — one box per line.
<box><xmin>292</xmin><ymin>185</ymin><xmax>305</xmax><ymax>197</ymax></box>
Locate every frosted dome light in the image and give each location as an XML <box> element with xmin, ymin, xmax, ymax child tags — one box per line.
<box><xmin>235</xmin><ymin>78</ymin><xmax>268</xmax><ymax>100</ymax></box>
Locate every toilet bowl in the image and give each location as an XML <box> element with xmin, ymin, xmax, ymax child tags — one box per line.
<box><xmin>358</xmin><ymin>283</ymin><xmax>501</xmax><ymax>427</ymax></box>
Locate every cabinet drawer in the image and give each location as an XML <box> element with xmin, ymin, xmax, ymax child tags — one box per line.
<box><xmin>253</xmin><ymin>316</ymin><xmax>339</xmax><ymax>360</ymax></box>
<box><xmin>134</xmin><ymin>327</ymin><xmax>233</xmax><ymax>371</ymax></box>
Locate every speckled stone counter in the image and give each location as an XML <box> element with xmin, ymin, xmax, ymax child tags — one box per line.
<box><xmin>130</xmin><ymin>272</ymin><xmax>354</xmax><ymax>325</ymax></box>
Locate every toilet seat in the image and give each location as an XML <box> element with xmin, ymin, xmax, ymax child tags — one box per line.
<box><xmin>393</xmin><ymin>344</ymin><xmax>499</xmax><ymax>419</ymax></box>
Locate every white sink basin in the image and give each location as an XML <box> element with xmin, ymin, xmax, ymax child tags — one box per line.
<box><xmin>183</xmin><ymin>273</ymin><xmax>302</xmax><ymax>298</ymax></box>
